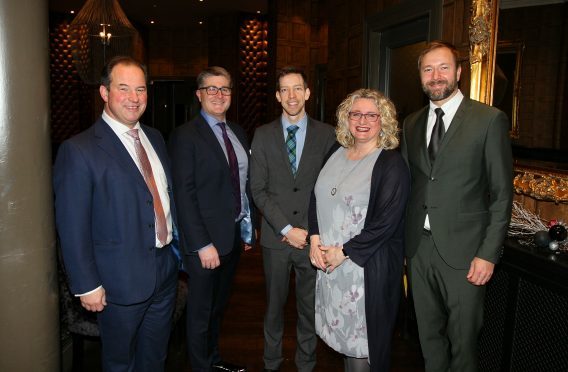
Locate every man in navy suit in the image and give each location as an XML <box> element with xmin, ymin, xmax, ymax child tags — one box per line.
<box><xmin>54</xmin><ymin>56</ymin><xmax>179</xmax><ymax>372</ymax></box>
<box><xmin>169</xmin><ymin>66</ymin><xmax>255</xmax><ymax>372</ymax></box>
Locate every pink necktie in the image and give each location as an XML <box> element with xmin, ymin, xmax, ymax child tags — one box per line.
<box><xmin>127</xmin><ymin>129</ymin><xmax>168</xmax><ymax>245</ymax></box>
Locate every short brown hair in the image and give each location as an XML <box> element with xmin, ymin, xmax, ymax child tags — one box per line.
<box><xmin>276</xmin><ymin>66</ymin><xmax>308</xmax><ymax>91</ymax></box>
<box><xmin>417</xmin><ymin>40</ymin><xmax>460</xmax><ymax>70</ymax></box>
<box><xmin>100</xmin><ymin>56</ymin><xmax>147</xmax><ymax>88</ymax></box>
<box><xmin>197</xmin><ymin>66</ymin><xmax>232</xmax><ymax>88</ymax></box>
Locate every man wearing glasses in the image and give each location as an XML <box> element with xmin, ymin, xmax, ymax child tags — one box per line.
<box><xmin>169</xmin><ymin>66</ymin><xmax>255</xmax><ymax>372</ymax></box>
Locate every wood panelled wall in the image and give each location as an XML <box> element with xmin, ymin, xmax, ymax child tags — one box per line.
<box><xmin>147</xmin><ymin>25</ymin><xmax>208</xmax><ymax>78</ymax></box>
<box><xmin>271</xmin><ymin>0</ymin><xmax>329</xmax><ymax>121</ymax></box>
<box><xmin>499</xmin><ymin>4</ymin><xmax>568</xmax><ymax>150</ymax></box>
<box><xmin>325</xmin><ymin>0</ymin><xmax>475</xmax><ymax>125</ymax></box>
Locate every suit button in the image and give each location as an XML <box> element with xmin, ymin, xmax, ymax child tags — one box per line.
<box><xmin>149</xmin><ymin>247</ymin><xmax>154</xmax><ymax>252</ymax></box>
<box><xmin>293</xmin><ymin>211</ymin><xmax>298</xmax><ymax>215</ymax></box>
<box><xmin>148</xmin><ymin>223</ymin><xmax>154</xmax><ymax>228</ymax></box>
<box><xmin>430</xmin><ymin>177</ymin><xmax>435</xmax><ymax>181</ymax></box>
<box><xmin>147</xmin><ymin>200</ymin><xmax>152</xmax><ymax>205</ymax></box>
<box><xmin>293</xmin><ymin>187</ymin><xmax>299</xmax><ymax>192</ymax></box>
<box><xmin>423</xmin><ymin>205</ymin><xmax>427</xmax><ymax>210</ymax></box>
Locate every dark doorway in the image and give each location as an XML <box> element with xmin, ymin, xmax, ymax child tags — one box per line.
<box><xmin>145</xmin><ymin>79</ymin><xmax>200</xmax><ymax>139</ymax></box>
<box><xmin>364</xmin><ymin>0</ymin><xmax>442</xmax><ymax>120</ymax></box>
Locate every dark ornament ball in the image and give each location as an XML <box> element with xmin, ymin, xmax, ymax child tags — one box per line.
<box><xmin>534</xmin><ymin>230</ymin><xmax>551</xmax><ymax>247</ymax></box>
<box><xmin>549</xmin><ymin>225</ymin><xmax>568</xmax><ymax>242</ymax></box>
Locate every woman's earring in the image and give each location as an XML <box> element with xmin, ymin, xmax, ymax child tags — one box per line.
<box><xmin>379</xmin><ymin>131</ymin><xmax>384</xmax><ymax>137</ymax></box>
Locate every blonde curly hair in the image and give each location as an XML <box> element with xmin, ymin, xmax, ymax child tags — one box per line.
<box><xmin>335</xmin><ymin>89</ymin><xmax>399</xmax><ymax>150</ymax></box>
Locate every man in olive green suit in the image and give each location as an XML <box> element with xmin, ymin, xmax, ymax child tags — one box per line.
<box><xmin>401</xmin><ymin>41</ymin><xmax>513</xmax><ymax>372</ymax></box>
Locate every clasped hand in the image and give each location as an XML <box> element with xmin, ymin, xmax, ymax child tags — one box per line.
<box><xmin>309</xmin><ymin>235</ymin><xmax>347</xmax><ymax>273</ymax></box>
<box><xmin>282</xmin><ymin>227</ymin><xmax>308</xmax><ymax>249</ymax></box>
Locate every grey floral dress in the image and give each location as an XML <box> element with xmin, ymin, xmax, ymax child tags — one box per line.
<box><xmin>313</xmin><ymin>146</ymin><xmax>381</xmax><ymax>358</ymax></box>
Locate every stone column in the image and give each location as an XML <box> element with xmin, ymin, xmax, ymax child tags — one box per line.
<box><xmin>0</xmin><ymin>0</ymin><xmax>59</xmax><ymax>371</ymax></box>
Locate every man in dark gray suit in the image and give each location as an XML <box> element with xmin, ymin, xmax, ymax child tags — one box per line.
<box><xmin>250</xmin><ymin>66</ymin><xmax>335</xmax><ymax>372</ymax></box>
<box><xmin>401</xmin><ymin>41</ymin><xmax>513</xmax><ymax>372</ymax></box>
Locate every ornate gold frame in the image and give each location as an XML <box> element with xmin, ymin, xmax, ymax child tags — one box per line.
<box><xmin>469</xmin><ymin>0</ymin><xmax>499</xmax><ymax>104</ymax></box>
<box><xmin>495</xmin><ymin>40</ymin><xmax>523</xmax><ymax>139</ymax></box>
<box><xmin>468</xmin><ymin>0</ymin><xmax>568</xmax><ymax>203</ymax></box>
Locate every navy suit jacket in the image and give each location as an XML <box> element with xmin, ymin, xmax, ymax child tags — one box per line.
<box><xmin>168</xmin><ymin>114</ymin><xmax>256</xmax><ymax>259</ymax></box>
<box><xmin>54</xmin><ymin>117</ymin><xmax>175</xmax><ymax>305</ymax></box>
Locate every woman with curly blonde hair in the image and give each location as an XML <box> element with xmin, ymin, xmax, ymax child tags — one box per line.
<box><xmin>308</xmin><ymin>88</ymin><xmax>410</xmax><ymax>371</ymax></box>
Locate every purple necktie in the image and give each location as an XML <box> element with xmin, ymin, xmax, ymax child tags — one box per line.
<box><xmin>127</xmin><ymin>129</ymin><xmax>168</xmax><ymax>245</ymax></box>
<box><xmin>218</xmin><ymin>123</ymin><xmax>241</xmax><ymax>217</ymax></box>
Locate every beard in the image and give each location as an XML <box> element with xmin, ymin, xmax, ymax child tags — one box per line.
<box><xmin>422</xmin><ymin>78</ymin><xmax>458</xmax><ymax>102</ymax></box>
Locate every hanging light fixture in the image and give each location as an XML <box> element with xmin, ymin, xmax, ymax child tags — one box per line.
<box><xmin>69</xmin><ymin>0</ymin><xmax>140</xmax><ymax>84</ymax></box>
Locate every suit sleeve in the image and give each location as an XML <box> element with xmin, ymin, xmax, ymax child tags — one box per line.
<box><xmin>54</xmin><ymin>141</ymin><xmax>101</xmax><ymax>295</ymax></box>
<box><xmin>343</xmin><ymin>152</ymin><xmax>411</xmax><ymax>267</ymax></box>
<box><xmin>400</xmin><ymin>118</ymin><xmax>410</xmax><ymax>166</ymax></box>
<box><xmin>476</xmin><ymin>110</ymin><xmax>513</xmax><ymax>263</ymax></box>
<box><xmin>168</xmin><ymin>128</ymin><xmax>212</xmax><ymax>252</ymax></box>
<box><xmin>250</xmin><ymin>129</ymin><xmax>291</xmax><ymax>234</ymax></box>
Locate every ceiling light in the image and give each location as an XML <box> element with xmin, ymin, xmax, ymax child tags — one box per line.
<box><xmin>68</xmin><ymin>0</ymin><xmax>139</xmax><ymax>84</ymax></box>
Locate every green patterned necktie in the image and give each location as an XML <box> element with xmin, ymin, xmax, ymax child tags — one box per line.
<box><xmin>286</xmin><ymin>125</ymin><xmax>299</xmax><ymax>176</ymax></box>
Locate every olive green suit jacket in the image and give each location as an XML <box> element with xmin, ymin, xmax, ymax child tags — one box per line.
<box><xmin>401</xmin><ymin>97</ymin><xmax>513</xmax><ymax>269</ymax></box>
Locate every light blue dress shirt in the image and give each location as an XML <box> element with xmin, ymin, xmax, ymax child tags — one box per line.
<box><xmin>280</xmin><ymin>114</ymin><xmax>308</xmax><ymax>236</ymax></box>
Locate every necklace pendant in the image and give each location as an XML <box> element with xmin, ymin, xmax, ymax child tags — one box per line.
<box><xmin>331</xmin><ymin>187</ymin><xmax>337</xmax><ymax>196</ymax></box>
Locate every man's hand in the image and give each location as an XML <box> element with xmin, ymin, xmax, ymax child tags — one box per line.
<box><xmin>284</xmin><ymin>227</ymin><xmax>308</xmax><ymax>249</ymax></box>
<box><xmin>467</xmin><ymin>257</ymin><xmax>495</xmax><ymax>286</ymax></box>
<box><xmin>80</xmin><ymin>287</ymin><xmax>107</xmax><ymax>312</ymax></box>
<box><xmin>244</xmin><ymin>244</ymin><xmax>253</xmax><ymax>251</ymax></box>
<box><xmin>198</xmin><ymin>245</ymin><xmax>220</xmax><ymax>269</ymax></box>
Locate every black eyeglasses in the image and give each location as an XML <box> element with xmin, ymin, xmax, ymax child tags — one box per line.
<box><xmin>199</xmin><ymin>86</ymin><xmax>232</xmax><ymax>96</ymax></box>
<box><xmin>348</xmin><ymin>112</ymin><xmax>380</xmax><ymax>122</ymax></box>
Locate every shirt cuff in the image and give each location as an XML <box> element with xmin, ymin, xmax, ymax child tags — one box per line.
<box><xmin>196</xmin><ymin>243</ymin><xmax>214</xmax><ymax>252</ymax></box>
<box><xmin>280</xmin><ymin>224</ymin><xmax>293</xmax><ymax>236</ymax></box>
<box><xmin>75</xmin><ymin>285</ymin><xmax>103</xmax><ymax>297</ymax></box>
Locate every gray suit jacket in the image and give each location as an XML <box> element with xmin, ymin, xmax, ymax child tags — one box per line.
<box><xmin>250</xmin><ymin>116</ymin><xmax>335</xmax><ymax>249</ymax></box>
<box><xmin>401</xmin><ymin>97</ymin><xmax>513</xmax><ymax>269</ymax></box>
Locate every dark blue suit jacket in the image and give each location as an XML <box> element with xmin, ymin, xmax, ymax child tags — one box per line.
<box><xmin>168</xmin><ymin>114</ymin><xmax>256</xmax><ymax>259</ymax></box>
<box><xmin>54</xmin><ymin>117</ymin><xmax>175</xmax><ymax>305</ymax></box>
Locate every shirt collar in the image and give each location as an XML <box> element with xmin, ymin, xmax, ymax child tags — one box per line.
<box><xmin>429</xmin><ymin>89</ymin><xmax>464</xmax><ymax>116</ymax></box>
<box><xmin>281</xmin><ymin>113</ymin><xmax>308</xmax><ymax>132</ymax></box>
<box><xmin>201</xmin><ymin>109</ymin><xmax>226</xmax><ymax>129</ymax></box>
<box><xmin>102</xmin><ymin>110</ymin><xmax>141</xmax><ymax>134</ymax></box>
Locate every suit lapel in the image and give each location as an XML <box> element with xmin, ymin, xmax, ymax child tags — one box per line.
<box><xmin>93</xmin><ymin>118</ymin><xmax>148</xmax><ymax>191</ymax></box>
<box><xmin>436</xmin><ymin>97</ymin><xmax>470</xmax><ymax>158</ymax></box>
<box><xmin>195</xmin><ymin>115</ymin><xmax>231</xmax><ymax>171</ymax></box>
<box><xmin>410</xmin><ymin>106</ymin><xmax>431</xmax><ymax>170</ymax></box>
<box><xmin>296</xmin><ymin>117</ymin><xmax>318</xmax><ymax>177</ymax></box>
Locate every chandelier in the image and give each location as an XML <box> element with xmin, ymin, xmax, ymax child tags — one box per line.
<box><xmin>69</xmin><ymin>0</ymin><xmax>140</xmax><ymax>84</ymax></box>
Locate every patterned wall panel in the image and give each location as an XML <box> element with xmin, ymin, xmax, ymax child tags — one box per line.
<box><xmin>479</xmin><ymin>268</ymin><xmax>510</xmax><ymax>371</ymax></box>
<box><xmin>50</xmin><ymin>14</ymin><xmax>93</xmax><ymax>152</ymax></box>
<box><xmin>238</xmin><ymin>17</ymin><xmax>269</xmax><ymax>136</ymax></box>
<box><xmin>510</xmin><ymin>279</ymin><xmax>568</xmax><ymax>371</ymax></box>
